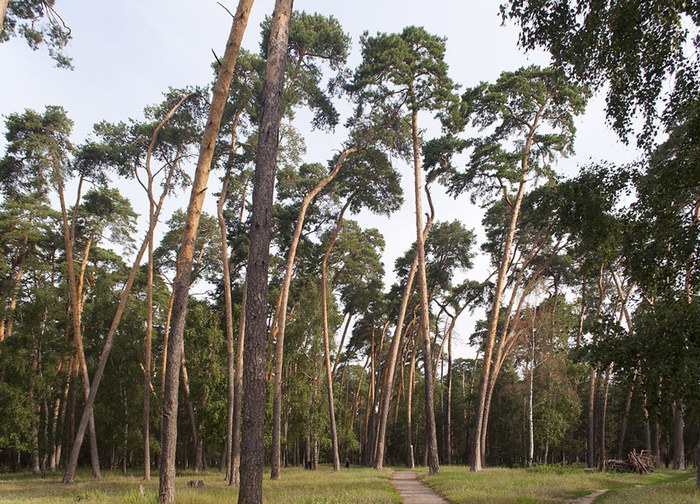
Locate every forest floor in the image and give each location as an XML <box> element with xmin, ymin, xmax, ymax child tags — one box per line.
<box><xmin>0</xmin><ymin>466</ymin><xmax>399</xmax><ymax>503</ymax></box>
<box><xmin>420</xmin><ymin>465</ymin><xmax>698</xmax><ymax>504</ymax></box>
<box><xmin>0</xmin><ymin>465</ymin><xmax>695</xmax><ymax>503</ymax></box>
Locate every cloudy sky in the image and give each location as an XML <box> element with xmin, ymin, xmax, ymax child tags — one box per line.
<box><xmin>1</xmin><ymin>0</ymin><xmax>639</xmax><ymax>359</ymax></box>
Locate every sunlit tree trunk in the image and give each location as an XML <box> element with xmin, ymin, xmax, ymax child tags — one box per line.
<box><xmin>230</xmin><ymin>281</ymin><xmax>246</xmax><ymax>486</ymax></box>
<box><xmin>406</xmin><ymin>332</ymin><xmax>416</xmax><ymax>468</ymax></box>
<box><xmin>157</xmin><ymin>4</ymin><xmax>253</xmax><ymax>501</ymax></box>
<box><xmin>271</xmin><ymin>147</ymin><xmax>356</xmax><ymax>479</ymax></box>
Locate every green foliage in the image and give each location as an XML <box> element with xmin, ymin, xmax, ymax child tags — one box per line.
<box><xmin>501</xmin><ymin>0</ymin><xmax>700</xmax><ymax>146</ymax></box>
<box><xmin>261</xmin><ymin>11</ymin><xmax>351</xmax><ymax>131</ymax></box>
<box><xmin>0</xmin><ymin>385</ymin><xmax>33</xmax><ymax>451</ymax></box>
<box><xmin>348</xmin><ymin>26</ymin><xmax>458</xmax><ymax>118</ymax></box>
<box><xmin>432</xmin><ymin>66</ymin><xmax>589</xmax><ymax>204</ymax></box>
<box><xmin>2</xmin><ymin>0</ymin><xmax>73</xmax><ymax>68</ymax></box>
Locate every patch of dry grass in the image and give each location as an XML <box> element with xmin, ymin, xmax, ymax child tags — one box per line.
<box><xmin>0</xmin><ymin>465</ymin><xmax>399</xmax><ymax>504</ymax></box>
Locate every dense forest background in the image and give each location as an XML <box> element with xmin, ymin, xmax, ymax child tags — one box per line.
<box><xmin>0</xmin><ymin>1</ymin><xmax>698</xmax><ymax>502</ymax></box>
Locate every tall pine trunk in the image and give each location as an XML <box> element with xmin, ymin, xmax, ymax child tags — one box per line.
<box><xmin>238</xmin><ymin>1</ymin><xmax>292</xmax><ymax>501</ymax></box>
<box><xmin>230</xmin><ymin>282</ymin><xmax>246</xmax><ymax>486</ymax></box>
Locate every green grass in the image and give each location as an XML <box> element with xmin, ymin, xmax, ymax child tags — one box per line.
<box><xmin>0</xmin><ymin>466</ymin><xmax>399</xmax><ymax>504</ymax></box>
<box><xmin>417</xmin><ymin>465</ymin><xmax>697</xmax><ymax>504</ymax></box>
<box><xmin>0</xmin><ymin>465</ymin><xmax>695</xmax><ymax>503</ymax></box>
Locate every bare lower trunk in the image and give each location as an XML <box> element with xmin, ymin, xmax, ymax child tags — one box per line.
<box><xmin>586</xmin><ymin>366</ymin><xmax>598</xmax><ymax>468</ymax></box>
<box><xmin>672</xmin><ymin>400</ymin><xmax>686</xmax><ymax>470</ymax></box>
<box><xmin>63</xmin><ymin>92</ymin><xmax>197</xmax><ymax>486</ymax></box>
<box><xmin>471</xmin><ymin>180</ymin><xmax>526</xmax><ymax>472</ymax></box>
<box><xmin>218</xmin><ymin>163</ymin><xmax>236</xmax><ymax>482</ymax></box>
<box><xmin>157</xmin><ymin>3</ymin><xmax>254</xmax><ymax>501</ymax></box>
<box><xmin>406</xmin><ymin>334</ymin><xmax>416</xmax><ymax>468</ymax></box>
<box><xmin>616</xmin><ymin>370</ymin><xmax>637</xmax><ymax>459</ymax></box>
<box><xmin>374</xmin><ymin>202</ymin><xmax>433</xmax><ymax>469</ymax></box>
<box><xmin>446</xmin><ymin>327</ymin><xmax>452</xmax><ymax>465</ymax></box>
<box><xmin>600</xmin><ymin>364</ymin><xmax>612</xmax><ymax>469</ymax></box>
<box><xmin>143</xmin><ymin>234</ymin><xmax>154</xmax><ymax>480</ymax></box>
<box><xmin>230</xmin><ymin>282</ymin><xmax>246</xmax><ymax>486</ymax></box>
<box><xmin>238</xmin><ymin>1</ymin><xmax>291</xmax><ymax>501</ymax></box>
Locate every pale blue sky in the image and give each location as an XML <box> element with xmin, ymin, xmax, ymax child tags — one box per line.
<box><xmin>1</xmin><ymin>0</ymin><xmax>638</xmax><ymax>359</ymax></box>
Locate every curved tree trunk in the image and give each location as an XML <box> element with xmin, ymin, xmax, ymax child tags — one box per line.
<box><xmin>271</xmin><ymin>147</ymin><xmax>356</xmax><ymax>479</ymax></box>
<box><xmin>374</xmin><ymin>186</ymin><xmax>434</xmax><ymax>470</ymax></box>
<box><xmin>319</xmin><ymin>200</ymin><xmax>354</xmax><ymax>472</ymax></box>
<box><xmin>471</xmin><ymin>178</ymin><xmax>526</xmax><ymax>471</ymax></box>
<box><xmin>409</xmin><ymin>101</ymin><xmax>440</xmax><ymax>475</ymax></box>
<box><xmin>238</xmin><ymin>1</ymin><xmax>292</xmax><ymax>501</ymax></box>
<box><xmin>57</xmin><ymin>175</ymin><xmax>102</xmax><ymax>480</ymax></box>
<box><xmin>62</xmin><ymin>91</ymin><xmax>197</xmax><ymax>485</ymax></box>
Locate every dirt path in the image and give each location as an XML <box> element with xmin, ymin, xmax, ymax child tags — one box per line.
<box><xmin>391</xmin><ymin>471</ymin><xmax>449</xmax><ymax>504</ymax></box>
<box><xmin>565</xmin><ymin>489</ymin><xmax>607</xmax><ymax>504</ymax></box>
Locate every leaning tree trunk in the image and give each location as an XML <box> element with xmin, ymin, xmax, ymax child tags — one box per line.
<box><xmin>157</xmin><ymin>3</ymin><xmax>254</xmax><ymax>502</ymax></box>
<box><xmin>318</xmin><ymin>197</ymin><xmax>355</xmax><ymax>473</ymax></box>
<box><xmin>409</xmin><ymin>100</ymin><xmax>439</xmax><ymax>475</ymax></box>
<box><xmin>271</xmin><ymin>147</ymin><xmax>356</xmax><ymax>479</ymax></box>
<box><xmin>217</xmin><ymin>152</ymin><xmax>238</xmax><ymax>481</ymax></box>
<box><xmin>471</xmin><ymin>178</ymin><xmax>526</xmax><ymax>472</ymax></box>
<box><xmin>56</xmin><ymin>175</ymin><xmax>102</xmax><ymax>480</ymax></box>
<box><xmin>62</xmin><ymin>92</ymin><xmax>196</xmax><ymax>485</ymax></box>
<box><xmin>406</xmin><ymin>332</ymin><xmax>417</xmax><ymax>468</ymax></box>
<box><xmin>374</xmin><ymin>187</ymin><xmax>434</xmax><ymax>470</ymax></box>
<box><xmin>238</xmin><ymin>1</ymin><xmax>292</xmax><ymax>501</ymax></box>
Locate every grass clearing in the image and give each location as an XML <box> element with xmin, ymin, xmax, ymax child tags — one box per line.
<box><xmin>418</xmin><ymin>465</ymin><xmax>697</xmax><ymax>504</ymax></box>
<box><xmin>0</xmin><ymin>466</ymin><xmax>399</xmax><ymax>504</ymax></box>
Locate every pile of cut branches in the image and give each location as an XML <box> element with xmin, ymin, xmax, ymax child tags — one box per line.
<box><xmin>606</xmin><ymin>449</ymin><xmax>656</xmax><ymax>474</ymax></box>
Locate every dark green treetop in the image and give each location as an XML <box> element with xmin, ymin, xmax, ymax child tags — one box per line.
<box><xmin>500</xmin><ymin>0</ymin><xmax>700</xmax><ymax>147</ymax></box>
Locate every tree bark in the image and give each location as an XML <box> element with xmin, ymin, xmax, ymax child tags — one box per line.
<box><xmin>406</xmin><ymin>332</ymin><xmax>416</xmax><ymax>468</ymax></box>
<box><xmin>230</xmin><ymin>281</ymin><xmax>246</xmax><ymax>486</ymax></box>
<box><xmin>672</xmin><ymin>400</ymin><xmax>686</xmax><ymax>470</ymax></box>
<box><xmin>409</xmin><ymin>100</ymin><xmax>439</xmax><ymax>474</ymax></box>
<box><xmin>62</xmin><ymin>91</ymin><xmax>196</xmax><ymax>485</ymax></box>
<box><xmin>446</xmin><ymin>319</ymin><xmax>453</xmax><ymax>465</ymax></box>
<box><xmin>143</xmin><ymin>221</ymin><xmax>154</xmax><ymax>481</ymax></box>
<box><xmin>374</xmin><ymin>185</ymin><xmax>434</xmax><ymax>470</ymax></box>
<box><xmin>586</xmin><ymin>366</ymin><xmax>598</xmax><ymax>468</ymax></box>
<box><xmin>271</xmin><ymin>147</ymin><xmax>356</xmax><ymax>479</ymax></box>
<box><xmin>471</xmin><ymin>180</ymin><xmax>526</xmax><ymax>472</ymax></box>
<box><xmin>157</xmin><ymin>4</ymin><xmax>253</xmax><ymax>501</ymax></box>
<box><xmin>57</xmin><ymin>174</ymin><xmax>102</xmax><ymax>479</ymax></box>
<box><xmin>238</xmin><ymin>1</ymin><xmax>291</xmax><ymax>501</ymax></box>
<box><xmin>217</xmin><ymin>148</ymin><xmax>238</xmax><ymax>481</ymax></box>
<box><xmin>600</xmin><ymin>363</ymin><xmax>613</xmax><ymax>469</ymax></box>
<box><xmin>616</xmin><ymin>369</ymin><xmax>638</xmax><ymax>459</ymax></box>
